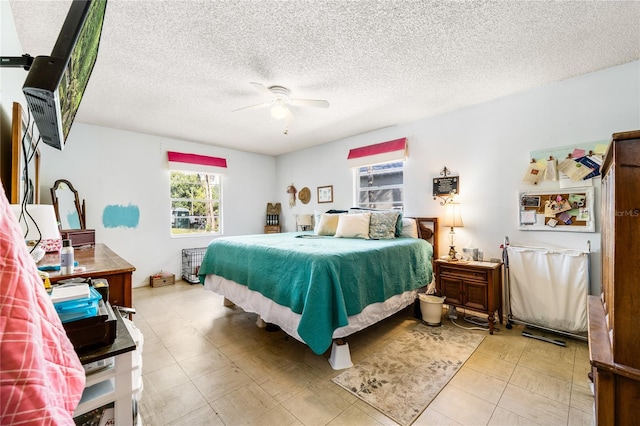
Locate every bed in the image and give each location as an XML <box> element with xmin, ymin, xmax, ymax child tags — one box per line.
<box><xmin>198</xmin><ymin>215</ymin><xmax>438</xmax><ymax>368</ymax></box>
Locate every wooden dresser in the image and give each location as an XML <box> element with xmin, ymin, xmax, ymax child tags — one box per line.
<box><xmin>588</xmin><ymin>130</ymin><xmax>640</xmax><ymax>425</ymax></box>
<box><xmin>43</xmin><ymin>243</ymin><xmax>136</xmax><ymax>309</ymax></box>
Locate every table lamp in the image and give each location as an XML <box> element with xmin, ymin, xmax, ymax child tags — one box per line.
<box><xmin>10</xmin><ymin>204</ymin><xmax>62</xmax><ymax>262</ymax></box>
<box><xmin>296</xmin><ymin>214</ymin><xmax>314</xmax><ymax>231</ymax></box>
<box><xmin>443</xmin><ymin>202</ymin><xmax>464</xmax><ymax>261</ymax></box>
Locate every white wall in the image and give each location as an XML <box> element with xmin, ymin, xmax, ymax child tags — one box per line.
<box><xmin>276</xmin><ymin>61</ymin><xmax>640</xmax><ymax>296</ymax></box>
<box><xmin>36</xmin><ymin>124</ymin><xmax>276</xmax><ymax>287</ymax></box>
<box><xmin>0</xmin><ymin>1</ymin><xmax>27</xmax><ymax>106</ymax></box>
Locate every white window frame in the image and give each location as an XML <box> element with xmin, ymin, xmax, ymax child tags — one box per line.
<box><xmin>170</xmin><ymin>170</ymin><xmax>222</xmax><ymax>237</ymax></box>
<box><xmin>354</xmin><ymin>160</ymin><xmax>404</xmax><ymax>211</ymax></box>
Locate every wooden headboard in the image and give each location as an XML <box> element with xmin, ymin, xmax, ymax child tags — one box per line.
<box><xmin>412</xmin><ymin>217</ymin><xmax>439</xmax><ymax>259</ymax></box>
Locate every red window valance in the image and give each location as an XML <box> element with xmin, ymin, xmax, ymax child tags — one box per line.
<box><xmin>347</xmin><ymin>137</ymin><xmax>407</xmax><ymax>167</ymax></box>
<box><xmin>167</xmin><ymin>151</ymin><xmax>227</xmax><ymax>168</ymax></box>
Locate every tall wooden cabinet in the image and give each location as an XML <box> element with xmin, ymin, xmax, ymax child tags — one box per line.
<box><xmin>588</xmin><ymin>130</ymin><xmax>640</xmax><ymax>425</ymax></box>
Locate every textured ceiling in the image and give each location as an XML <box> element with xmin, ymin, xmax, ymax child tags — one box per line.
<box><xmin>9</xmin><ymin>0</ymin><xmax>640</xmax><ymax>156</ymax></box>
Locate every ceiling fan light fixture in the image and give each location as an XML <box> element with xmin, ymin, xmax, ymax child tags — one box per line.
<box><xmin>271</xmin><ymin>103</ymin><xmax>289</xmax><ymax>120</ymax></box>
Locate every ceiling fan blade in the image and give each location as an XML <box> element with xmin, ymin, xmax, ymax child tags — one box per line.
<box><xmin>231</xmin><ymin>102</ymin><xmax>271</xmax><ymax>112</ymax></box>
<box><xmin>249</xmin><ymin>82</ymin><xmax>275</xmax><ymax>97</ymax></box>
<box><xmin>289</xmin><ymin>99</ymin><xmax>330</xmax><ymax>108</ymax></box>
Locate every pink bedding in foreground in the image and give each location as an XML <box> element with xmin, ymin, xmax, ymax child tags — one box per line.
<box><xmin>1</xmin><ymin>188</ymin><xmax>85</xmax><ymax>425</ymax></box>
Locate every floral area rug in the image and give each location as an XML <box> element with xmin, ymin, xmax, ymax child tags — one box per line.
<box><xmin>332</xmin><ymin>321</ymin><xmax>485</xmax><ymax>425</ymax></box>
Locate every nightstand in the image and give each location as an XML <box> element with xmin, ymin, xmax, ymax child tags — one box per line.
<box><xmin>435</xmin><ymin>259</ymin><xmax>503</xmax><ymax>334</ymax></box>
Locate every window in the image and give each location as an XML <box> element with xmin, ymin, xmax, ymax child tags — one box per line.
<box><xmin>355</xmin><ymin>161</ymin><xmax>404</xmax><ymax>210</ymax></box>
<box><xmin>170</xmin><ymin>170</ymin><xmax>221</xmax><ymax>235</ymax></box>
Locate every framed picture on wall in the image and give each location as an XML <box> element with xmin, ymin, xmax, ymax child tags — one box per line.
<box><xmin>11</xmin><ymin>102</ymin><xmax>40</xmax><ymax>204</ymax></box>
<box><xmin>317</xmin><ymin>185</ymin><xmax>333</xmax><ymax>203</ymax></box>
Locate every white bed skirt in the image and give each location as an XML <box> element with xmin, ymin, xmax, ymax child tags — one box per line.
<box><xmin>204</xmin><ymin>274</ymin><xmax>419</xmax><ymax>344</ymax></box>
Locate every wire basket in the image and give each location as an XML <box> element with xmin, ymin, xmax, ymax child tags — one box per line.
<box><xmin>181</xmin><ymin>247</ymin><xmax>206</xmax><ymax>284</ymax></box>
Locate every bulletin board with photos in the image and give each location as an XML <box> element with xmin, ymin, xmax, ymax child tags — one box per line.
<box><xmin>523</xmin><ymin>140</ymin><xmax>608</xmax><ymax>187</ymax></box>
<box><xmin>518</xmin><ymin>187</ymin><xmax>595</xmax><ymax>232</ymax></box>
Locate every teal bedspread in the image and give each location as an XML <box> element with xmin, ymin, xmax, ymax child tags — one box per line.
<box><xmin>198</xmin><ymin>232</ymin><xmax>433</xmax><ymax>354</ymax></box>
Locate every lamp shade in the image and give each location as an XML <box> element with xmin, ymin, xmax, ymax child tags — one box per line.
<box><xmin>297</xmin><ymin>214</ymin><xmax>313</xmax><ymax>226</ymax></box>
<box><xmin>443</xmin><ymin>203</ymin><xmax>464</xmax><ymax>228</ymax></box>
<box><xmin>10</xmin><ymin>204</ymin><xmax>61</xmax><ymax>241</ymax></box>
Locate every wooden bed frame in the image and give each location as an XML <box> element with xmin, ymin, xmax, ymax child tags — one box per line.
<box><xmin>414</xmin><ymin>217</ymin><xmax>439</xmax><ymax>259</ymax></box>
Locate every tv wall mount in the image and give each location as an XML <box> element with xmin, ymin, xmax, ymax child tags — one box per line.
<box><xmin>0</xmin><ymin>54</ymin><xmax>34</xmax><ymax>70</ymax></box>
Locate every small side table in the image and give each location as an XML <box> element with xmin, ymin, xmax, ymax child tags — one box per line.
<box><xmin>435</xmin><ymin>259</ymin><xmax>503</xmax><ymax>334</ymax></box>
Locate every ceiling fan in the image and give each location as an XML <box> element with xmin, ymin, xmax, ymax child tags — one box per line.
<box><xmin>232</xmin><ymin>82</ymin><xmax>330</xmax><ymax>121</ymax></box>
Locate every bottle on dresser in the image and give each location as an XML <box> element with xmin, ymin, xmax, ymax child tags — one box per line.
<box><xmin>60</xmin><ymin>239</ymin><xmax>74</xmax><ymax>274</ymax></box>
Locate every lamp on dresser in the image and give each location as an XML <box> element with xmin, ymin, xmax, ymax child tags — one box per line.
<box><xmin>10</xmin><ymin>204</ymin><xmax>61</xmax><ymax>262</ymax></box>
<box><xmin>442</xmin><ymin>202</ymin><xmax>463</xmax><ymax>261</ymax></box>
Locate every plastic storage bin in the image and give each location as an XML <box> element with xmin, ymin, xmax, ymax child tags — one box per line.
<box><xmin>54</xmin><ymin>286</ymin><xmax>102</xmax><ymax>323</ymax></box>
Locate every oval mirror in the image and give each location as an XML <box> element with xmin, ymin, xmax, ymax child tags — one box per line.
<box><xmin>50</xmin><ymin>179</ymin><xmax>85</xmax><ymax>230</ymax></box>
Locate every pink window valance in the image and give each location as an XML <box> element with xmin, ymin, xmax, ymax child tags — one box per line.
<box><xmin>167</xmin><ymin>151</ymin><xmax>227</xmax><ymax>173</ymax></box>
<box><xmin>347</xmin><ymin>137</ymin><xmax>407</xmax><ymax>167</ymax></box>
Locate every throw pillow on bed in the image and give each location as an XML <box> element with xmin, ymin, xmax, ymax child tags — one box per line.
<box><xmin>369</xmin><ymin>211</ymin><xmax>400</xmax><ymax>239</ymax></box>
<box><xmin>401</xmin><ymin>217</ymin><xmax>419</xmax><ymax>238</ymax></box>
<box><xmin>335</xmin><ymin>212</ymin><xmax>371</xmax><ymax>239</ymax></box>
<box><xmin>349</xmin><ymin>207</ymin><xmax>403</xmax><ymax>236</ymax></box>
<box><xmin>315</xmin><ymin>214</ymin><xmax>341</xmax><ymax>236</ymax></box>
<box><xmin>313</xmin><ymin>210</ymin><xmax>322</xmax><ymax>231</ymax></box>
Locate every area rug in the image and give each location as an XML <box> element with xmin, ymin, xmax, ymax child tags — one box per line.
<box><xmin>332</xmin><ymin>321</ymin><xmax>485</xmax><ymax>425</ymax></box>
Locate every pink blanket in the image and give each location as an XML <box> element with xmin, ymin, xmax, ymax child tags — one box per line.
<box><xmin>1</xmin><ymin>189</ymin><xmax>85</xmax><ymax>424</ymax></box>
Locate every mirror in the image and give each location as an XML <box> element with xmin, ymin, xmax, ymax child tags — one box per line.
<box><xmin>50</xmin><ymin>179</ymin><xmax>86</xmax><ymax>230</ymax></box>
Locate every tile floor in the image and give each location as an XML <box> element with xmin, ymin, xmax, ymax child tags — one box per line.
<box><xmin>133</xmin><ymin>281</ymin><xmax>594</xmax><ymax>426</ymax></box>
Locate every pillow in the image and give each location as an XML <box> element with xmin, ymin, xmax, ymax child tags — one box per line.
<box><xmin>349</xmin><ymin>207</ymin><xmax>403</xmax><ymax>237</ymax></box>
<box><xmin>316</xmin><ymin>209</ymin><xmax>348</xmax><ymax>233</ymax></box>
<box><xmin>400</xmin><ymin>218</ymin><xmax>419</xmax><ymax>238</ymax></box>
<box><xmin>315</xmin><ymin>214</ymin><xmax>341</xmax><ymax>236</ymax></box>
<box><xmin>335</xmin><ymin>212</ymin><xmax>371</xmax><ymax>239</ymax></box>
<box><xmin>394</xmin><ymin>211</ymin><xmax>404</xmax><ymax>236</ymax></box>
<box><xmin>369</xmin><ymin>211</ymin><xmax>400</xmax><ymax>239</ymax></box>
<box><xmin>313</xmin><ymin>210</ymin><xmax>322</xmax><ymax>230</ymax></box>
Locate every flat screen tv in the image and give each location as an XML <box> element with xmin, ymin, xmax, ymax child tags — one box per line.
<box><xmin>22</xmin><ymin>0</ymin><xmax>108</xmax><ymax>151</ymax></box>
